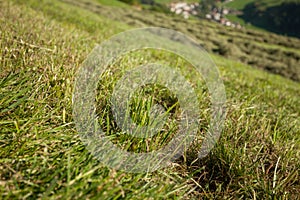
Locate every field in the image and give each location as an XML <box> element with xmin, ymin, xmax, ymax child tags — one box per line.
<box><xmin>96</xmin><ymin>0</ymin><xmax>130</xmax><ymax>7</ymax></box>
<box><xmin>154</xmin><ymin>0</ymin><xmax>199</xmax><ymax>4</ymax></box>
<box><xmin>225</xmin><ymin>0</ymin><xmax>299</xmax><ymax>10</ymax></box>
<box><xmin>225</xmin><ymin>0</ymin><xmax>257</xmax><ymax>10</ymax></box>
<box><xmin>1</xmin><ymin>0</ymin><xmax>299</xmax><ymax>199</ymax></box>
<box><xmin>224</xmin><ymin>0</ymin><xmax>300</xmax><ymax>37</ymax></box>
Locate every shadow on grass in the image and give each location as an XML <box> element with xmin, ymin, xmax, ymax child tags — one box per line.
<box><xmin>240</xmin><ymin>1</ymin><xmax>300</xmax><ymax>38</ymax></box>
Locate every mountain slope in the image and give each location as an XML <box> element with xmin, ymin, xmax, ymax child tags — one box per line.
<box><xmin>1</xmin><ymin>0</ymin><xmax>299</xmax><ymax>199</ymax></box>
<box><xmin>225</xmin><ymin>0</ymin><xmax>300</xmax><ymax>38</ymax></box>
<box><xmin>43</xmin><ymin>0</ymin><xmax>300</xmax><ymax>82</ymax></box>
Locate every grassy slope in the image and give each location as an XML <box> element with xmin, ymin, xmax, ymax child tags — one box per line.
<box><xmin>95</xmin><ymin>0</ymin><xmax>130</xmax><ymax>7</ymax></box>
<box><xmin>225</xmin><ymin>0</ymin><xmax>257</xmax><ymax>10</ymax></box>
<box><xmin>1</xmin><ymin>0</ymin><xmax>299</xmax><ymax>199</ymax></box>
<box><xmin>154</xmin><ymin>0</ymin><xmax>199</xmax><ymax>4</ymax></box>
<box><xmin>61</xmin><ymin>0</ymin><xmax>300</xmax><ymax>82</ymax></box>
<box><xmin>225</xmin><ymin>0</ymin><xmax>300</xmax><ymax>37</ymax></box>
<box><xmin>224</xmin><ymin>0</ymin><xmax>257</xmax><ymax>29</ymax></box>
<box><xmin>225</xmin><ymin>0</ymin><xmax>299</xmax><ymax>10</ymax></box>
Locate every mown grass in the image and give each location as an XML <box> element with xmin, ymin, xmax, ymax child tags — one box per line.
<box><xmin>57</xmin><ymin>0</ymin><xmax>300</xmax><ymax>82</ymax></box>
<box><xmin>1</xmin><ymin>0</ymin><xmax>299</xmax><ymax>199</ymax></box>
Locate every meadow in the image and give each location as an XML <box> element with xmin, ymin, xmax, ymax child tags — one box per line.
<box><xmin>224</xmin><ymin>0</ymin><xmax>300</xmax><ymax>38</ymax></box>
<box><xmin>0</xmin><ymin>0</ymin><xmax>299</xmax><ymax>199</ymax></box>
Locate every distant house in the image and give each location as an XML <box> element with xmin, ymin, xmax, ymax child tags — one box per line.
<box><xmin>170</xmin><ymin>1</ymin><xmax>242</xmax><ymax>29</ymax></box>
<box><xmin>169</xmin><ymin>2</ymin><xmax>199</xmax><ymax>19</ymax></box>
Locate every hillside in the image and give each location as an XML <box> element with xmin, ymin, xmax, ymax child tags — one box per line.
<box><xmin>225</xmin><ymin>0</ymin><xmax>300</xmax><ymax>38</ymax></box>
<box><xmin>84</xmin><ymin>0</ymin><xmax>300</xmax><ymax>81</ymax></box>
<box><xmin>1</xmin><ymin>0</ymin><xmax>299</xmax><ymax>199</ymax></box>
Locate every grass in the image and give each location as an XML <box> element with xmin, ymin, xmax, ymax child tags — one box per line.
<box><xmin>224</xmin><ymin>0</ymin><xmax>300</xmax><ymax>38</ymax></box>
<box><xmin>95</xmin><ymin>0</ymin><xmax>130</xmax><ymax>7</ymax></box>
<box><xmin>225</xmin><ymin>14</ymin><xmax>259</xmax><ymax>29</ymax></box>
<box><xmin>224</xmin><ymin>0</ymin><xmax>298</xmax><ymax>10</ymax></box>
<box><xmin>154</xmin><ymin>0</ymin><xmax>199</xmax><ymax>4</ymax></box>
<box><xmin>224</xmin><ymin>0</ymin><xmax>256</xmax><ymax>10</ymax></box>
<box><xmin>1</xmin><ymin>0</ymin><xmax>300</xmax><ymax>199</ymax></box>
<box><xmin>62</xmin><ymin>0</ymin><xmax>300</xmax><ymax>82</ymax></box>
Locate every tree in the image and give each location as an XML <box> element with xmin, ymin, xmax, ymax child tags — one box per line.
<box><xmin>199</xmin><ymin>0</ymin><xmax>217</xmax><ymax>15</ymax></box>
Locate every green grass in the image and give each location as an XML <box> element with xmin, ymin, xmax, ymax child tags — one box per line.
<box><xmin>224</xmin><ymin>0</ymin><xmax>300</xmax><ymax>37</ymax></box>
<box><xmin>154</xmin><ymin>0</ymin><xmax>199</xmax><ymax>4</ymax></box>
<box><xmin>225</xmin><ymin>0</ymin><xmax>256</xmax><ymax>10</ymax></box>
<box><xmin>1</xmin><ymin>0</ymin><xmax>300</xmax><ymax>199</ymax></box>
<box><xmin>224</xmin><ymin>0</ymin><xmax>299</xmax><ymax>10</ymax></box>
<box><xmin>96</xmin><ymin>0</ymin><xmax>130</xmax><ymax>7</ymax></box>
<box><xmin>225</xmin><ymin>14</ymin><xmax>256</xmax><ymax>28</ymax></box>
<box><xmin>64</xmin><ymin>0</ymin><xmax>300</xmax><ymax>82</ymax></box>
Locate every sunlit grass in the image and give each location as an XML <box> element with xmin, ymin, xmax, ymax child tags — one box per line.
<box><xmin>1</xmin><ymin>0</ymin><xmax>299</xmax><ymax>199</ymax></box>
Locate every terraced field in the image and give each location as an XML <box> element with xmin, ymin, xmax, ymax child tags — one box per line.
<box><xmin>63</xmin><ymin>0</ymin><xmax>300</xmax><ymax>82</ymax></box>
